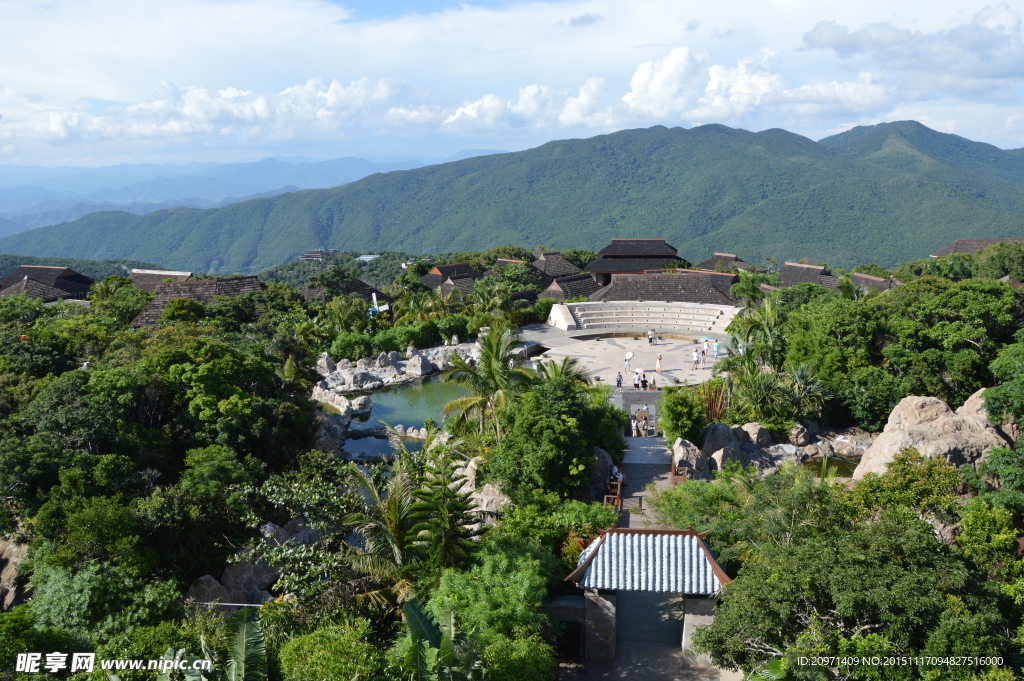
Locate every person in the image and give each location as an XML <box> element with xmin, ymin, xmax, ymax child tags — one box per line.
<box><xmin>700</xmin><ymin>349</ymin><xmax>707</xmax><ymax>370</ymax></box>
<box><xmin>650</xmin><ymin>377</ymin><xmax>657</xmax><ymax>390</ymax></box>
<box><xmin>610</xmin><ymin>464</ymin><xmax>624</xmax><ymax>482</ymax></box>
<box><xmin>713</xmin><ymin>340</ymin><xmax>720</xmax><ymax>357</ymax></box>
<box><xmin>648</xmin><ymin>328</ymin><xmax>655</xmax><ymax>345</ymax></box>
<box><xmin>633</xmin><ymin>373</ymin><xmax>640</xmax><ymax>391</ymax></box>
<box><xmin>703</xmin><ymin>338</ymin><xmax>710</xmax><ymax>354</ymax></box>
<box><xmin>630</xmin><ymin>417</ymin><xmax>638</xmax><ymax>437</ymax></box>
<box><xmin>655</xmin><ymin>353</ymin><xmax>662</xmax><ymax>372</ymax></box>
<box><xmin>652</xmin><ymin>328</ymin><xmax>657</xmax><ymax>346</ymax></box>
<box><xmin>616</xmin><ymin>372</ymin><xmax>623</xmax><ymax>392</ymax></box>
<box><xmin>641</xmin><ymin>375</ymin><xmax>648</xmax><ymax>390</ymax></box>
<box><xmin>624</xmin><ymin>355</ymin><xmax>631</xmax><ymax>371</ymax></box>
<box><xmin>692</xmin><ymin>348</ymin><xmax>700</xmax><ymax>370</ymax></box>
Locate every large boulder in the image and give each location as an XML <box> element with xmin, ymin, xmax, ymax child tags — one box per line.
<box><xmin>852</xmin><ymin>393</ymin><xmax>1012</xmax><ymax>479</ymax></box>
<box><xmin>789</xmin><ymin>423</ymin><xmax>811</xmax><ymax>447</ymax></box>
<box><xmin>672</xmin><ymin>438</ymin><xmax>712</xmax><ymax>480</ymax></box>
<box><xmin>348</xmin><ymin>370</ymin><xmax>379</xmax><ymax>389</ymax></box>
<box><xmin>578</xmin><ymin>447</ymin><xmax>615</xmax><ymax>502</ymax></box>
<box><xmin>957</xmin><ymin>388</ymin><xmax>1020</xmax><ymax>444</ymax></box>
<box><xmin>710</xmin><ymin>446</ymin><xmax>745</xmax><ymax>471</ymax></box>
<box><xmin>697</xmin><ymin>423</ymin><xmax>740</xmax><ymax>456</ymax></box>
<box><xmin>311</xmin><ymin>385</ymin><xmax>353</xmax><ymax>417</ymax></box>
<box><xmin>741</xmin><ymin>422</ymin><xmax>773</xmax><ymax>448</ymax></box>
<box><xmin>315</xmin><ymin>352</ymin><xmax>336</xmax><ymax>377</ymax></box>
<box><xmin>184</xmin><ymin>575</ymin><xmax>231</xmax><ymax>605</ymax></box>
<box><xmin>349</xmin><ymin>395</ymin><xmax>373</xmax><ymax>417</ymax></box>
<box><xmin>376</xmin><ymin>352</ymin><xmax>392</xmax><ymax>368</ymax></box>
<box><xmin>0</xmin><ymin>538</ymin><xmax>27</xmax><ymax>610</ymax></box>
<box><xmin>470</xmin><ymin>483</ymin><xmax>512</xmax><ymax>516</ymax></box>
<box><xmin>406</xmin><ymin>354</ymin><xmax>433</xmax><ymax>377</ymax></box>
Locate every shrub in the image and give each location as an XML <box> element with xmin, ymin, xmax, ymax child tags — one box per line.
<box><xmin>329</xmin><ymin>331</ymin><xmax>373</xmax><ymax>360</ymax></box>
<box><xmin>436</xmin><ymin>314</ymin><xmax>470</xmax><ymax>343</ymax></box>
<box><xmin>161</xmin><ymin>298</ymin><xmax>206</xmax><ymax>323</ymax></box>
<box><xmin>482</xmin><ymin>635</ymin><xmax>557</xmax><ymax>681</ymax></box>
<box><xmin>279</xmin><ymin>619</ymin><xmax>384</xmax><ymax>681</ymax></box>
<box><xmin>658</xmin><ymin>385</ymin><xmax>706</xmax><ymax>442</ymax></box>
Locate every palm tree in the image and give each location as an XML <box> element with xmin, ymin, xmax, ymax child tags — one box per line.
<box><xmin>733</xmin><ymin>370</ymin><xmax>791</xmax><ymax>422</ymax></box>
<box><xmin>440</xmin><ymin>324</ymin><xmax>536</xmax><ymax>436</ymax></box>
<box><xmin>394</xmin><ymin>290</ymin><xmax>434</xmax><ymax>325</ymax></box>
<box><xmin>729</xmin><ymin>272</ymin><xmax>765</xmax><ymax>308</ymax></box>
<box><xmin>536</xmin><ymin>355</ymin><xmax>591</xmax><ymax>385</ymax></box>
<box><xmin>734</xmin><ymin>292</ymin><xmax>789</xmax><ymax>371</ymax></box>
<box><xmin>345</xmin><ymin>458</ymin><xmax>421</xmax><ymax>611</ymax></box>
<box><xmin>784</xmin><ymin>363</ymin><xmax>833</xmax><ymax>418</ymax></box>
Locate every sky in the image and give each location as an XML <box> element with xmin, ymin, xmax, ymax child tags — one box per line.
<box><xmin>1</xmin><ymin>0</ymin><xmax>1023</xmax><ymax>165</ymax></box>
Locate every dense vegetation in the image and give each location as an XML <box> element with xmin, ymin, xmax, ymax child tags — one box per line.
<box><xmin>2</xmin><ymin>121</ymin><xmax>1024</xmax><ymax>273</ymax></box>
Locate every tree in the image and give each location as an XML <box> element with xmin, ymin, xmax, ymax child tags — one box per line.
<box><xmin>658</xmin><ymin>386</ymin><xmax>706</xmax><ymax>443</ymax></box>
<box><xmin>162</xmin><ymin>298</ymin><xmax>207</xmax><ymax>323</ymax></box>
<box><xmin>440</xmin><ymin>324</ymin><xmax>535</xmax><ymax>435</ymax></box>
<box><xmin>535</xmin><ymin>355</ymin><xmax>590</xmax><ymax>385</ymax></box>
<box><xmin>279</xmin><ymin>619</ymin><xmax>384</xmax><ymax>681</ymax></box>
<box><xmin>729</xmin><ymin>272</ymin><xmax>765</xmax><ymax>308</ymax></box>
<box><xmin>494</xmin><ymin>262</ymin><xmax>542</xmax><ymax>291</ymax></box>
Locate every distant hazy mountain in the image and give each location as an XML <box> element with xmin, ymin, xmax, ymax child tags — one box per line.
<box><xmin>2</xmin><ymin>122</ymin><xmax>1022</xmax><ymax>273</ymax></box>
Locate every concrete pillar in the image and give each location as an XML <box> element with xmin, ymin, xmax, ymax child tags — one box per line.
<box><xmin>584</xmin><ymin>591</ymin><xmax>616</xmax><ymax>660</ymax></box>
<box><xmin>681</xmin><ymin>597</ymin><xmax>716</xmax><ymax>666</ymax></box>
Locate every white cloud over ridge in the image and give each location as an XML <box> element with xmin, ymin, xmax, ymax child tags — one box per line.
<box><xmin>1</xmin><ymin>0</ymin><xmax>1023</xmax><ymax>163</ymax></box>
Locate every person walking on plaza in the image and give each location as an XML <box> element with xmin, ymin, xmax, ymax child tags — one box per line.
<box><xmin>630</xmin><ymin>417</ymin><xmax>638</xmax><ymax>437</ymax></box>
<box><xmin>713</xmin><ymin>340</ymin><xmax>720</xmax><ymax>358</ymax></box>
<box><xmin>641</xmin><ymin>374</ymin><xmax>648</xmax><ymax>390</ymax></box>
<box><xmin>700</xmin><ymin>349</ymin><xmax>707</xmax><ymax>370</ymax></box>
<box><xmin>648</xmin><ymin>328</ymin><xmax>655</xmax><ymax>345</ymax></box>
<box><xmin>633</xmin><ymin>373</ymin><xmax>640</xmax><ymax>391</ymax></box>
<box><xmin>624</xmin><ymin>356</ymin><xmax>630</xmax><ymax>372</ymax></box>
<box><xmin>650</xmin><ymin>377</ymin><xmax>657</xmax><ymax>390</ymax></box>
<box><xmin>655</xmin><ymin>353</ymin><xmax>662</xmax><ymax>373</ymax></box>
<box><xmin>692</xmin><ymin>348</ymin><xmax>700</xmax><ymax>370</ymax></box>
<box><xmin>703</xmin><ymin>338</ymin><xmax>710</xmax><ymax>355</ymax></box>
<box><xmin>616</xmin><ymin>372</ymin><xmax>623</xmax><ymax>392</ymax></box>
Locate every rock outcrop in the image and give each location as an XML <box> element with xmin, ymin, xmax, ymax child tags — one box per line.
<box><xmin>672</xmin><ymin>438</ymin><xmax>712</xmax><ymax>480</ymax></box>
<box><xmin>0</xmin><ymin>538</ymin><xmax>27</xmax><ymax>611</ymax></box>
<box><xmin>698</xmin><ymin>423</ymin><xmax>740</xmax><ymax>456</ymax></box>
<box><xmin>852</xmin><ymin>390</ymin><xmax>1013</xmax><ymax>479</ymax></box>
<box><xmin>579</xmin><ymin>447</ymin><xmax>615</xmax><ymax>502</ymax></box>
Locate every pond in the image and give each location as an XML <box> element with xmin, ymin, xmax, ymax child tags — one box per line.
<box><xmin>341</xmin><ymin>378</ymin><xmax>470</xmax><ymax>460</ymax></box>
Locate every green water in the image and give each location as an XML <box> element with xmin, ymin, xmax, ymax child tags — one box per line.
<box><xmin>359</xmin><ymin>377</ymin><xmax>470</xmax><ymax>429</ymax></box>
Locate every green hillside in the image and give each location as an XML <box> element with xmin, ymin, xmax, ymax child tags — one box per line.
<box><xmin>0</xmin><ymin>253</ymin><xmax>161</xmax><ymax>282</ymax></box>
<box><xmin>1</xmin><ymin>121</ymin><xmax>1023</xmax><ymax>271</ymax></box>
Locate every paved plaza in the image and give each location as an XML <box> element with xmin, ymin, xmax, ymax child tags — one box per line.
<box><xmin>518</xmin><ymin>324</ymin><xmax>730</xmax><ymax>389</ymax></box>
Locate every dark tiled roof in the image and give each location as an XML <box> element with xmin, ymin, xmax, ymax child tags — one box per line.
<box><xmin>129</xmin><ymin>269</ymin><xmax>193</xmax><ymax>293</ymax></box>
<box><xmin>584</xmin><ymin>256</ymin><xmax>681</xmax><ymax>273</ymax></box>
<box><xmin>930</xmin><ymin>238</ymin><xmax>1024</xmax><ymax>258</ymax></box>
<box><xmin>130</xmin><ymin>276</ymin><xmax>263</xmax><ymax>327</ymax></box>
<box><xmin>440</xmin><ymin>276</ymin><xmax>479</xmax><ymax>296</ymax></box>
<box><xmin>301</xmin><ymin>279</ymin><xmax>391</xmax><ymax>304</ymax></box>
<box><xmin>532</xmin><ymin>253</ymin><xmax>582</xmax><ymax>278</ymax></box>
<box><xmin>0</xmin><ymin>265</ymin><xmax>94</xmax><ymax>298</ymax></box>
<box><xmin>509</xmin><ymin>290</ymin><xmax>539</xmax><ymax>304</ymax></box>
<box><xmin>0</xmin><ymin>277</ymin><xmax>73</xmax><ymax>302</ymax></box>
<box><xmin>999</xmin><ymin>275</ymin><xmax>1024</xmax><ymax>289</ymax></box>
<box><xmin>542</xmin><ymin>273</ymin><xmax>601</xmax><ymax>300</ymax></box>
<box><xmin>597</xmin><ymin>239</ymin><xmax>678</xmax><ymax>256</ymax></box>
<box><xmin>779</xmin><ymin>262</ymin><xmax>830</xmax><ymax>288</ymax></box>
<box><xmin>589</xmin><ymin>272</ymin><xmax>737</xmax><ymax>305</ymax></box>
<box><xmin>419</xmin><ymin>262</ymin><xmax>481</xmax><ymax>290</ymax></box>
<box><xmin>694</xmin><ymin>253</ymin><xmax>764</xmax><ymax>273</ymax></box>
<box><xmin>848</xmin><ymin>273</ymin><xmax>902</xmax><ymax>292</ymax></box>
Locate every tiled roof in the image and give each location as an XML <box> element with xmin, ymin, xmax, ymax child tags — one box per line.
<box><xmin>542</xmin><ymin>273</ymin><xmax>601</xmax><ymax>300</ymax></box>
<box><xmin>130</xmin><ymin>276</ymin><xmax>263</xmax><ymax>327</ymax></box>
<box><xmin>419</xmin><ymin>263</ymin><xmax>481</xmax><ymax>290</ymax></box>
<box><xmin>930</xmin><ymin>238</ymin><xmax>1024</xmax><ymax>258</ymax></box>
<box><xmin>440</xmin><ymin>276</ymin><xmax>478</xmax><ymax>295</ymax></box>
<box><xmin>0</xmin><ymin>277</ymin><xmax>73</xmax><ymax>302</ymax></box>
<box><xmin>589</xmin><ymin>271</ymin><xmax>737</xmax><ymax>305</ymax></box>
<box><xmin>597</xmin><ymin>239</ymin><xmax>678</xmax><ymax>257</ymax></box>
<box><xmin>0</xmin><ymin>265</ymin><xmax>94</xmax><ymax>298</ymax></box>
<box><xmin>509</xmin><ymin>289</ymin><xmax>539</xmax><ymax>304</ymax></box>
<box><xmin>566</xmin><ymin>528</ymin><xmax>730</xmax><ymax>594</ymax></box>
<box><xmin>584</xmin><ymin>256</ymin><xmax>682</xmax><ymax>273</ymax></box>
<box><xmin>694</xmin><ymin>253</ymin><xmax>764</xmax><ymax>273</ymax></box>
<box><xmin>999</xmin><ymin>275</ymin><xmax>1024</xmax><ymax>288</ymax></box>
<box><xmin>848</xmin><ymin>273</ymin><xmax>902</xmax><ymax>292</ymax></box>
<box><xmin>532</xmin><ymin>253</ymin><xmax>582</xmax><ymax>278</ymax></box>
<box><xmin>779</xmin><ymin>262</ymin><xmax>830</xmax><ymax>288</ymax></box>
<box><xmin>129</xmin><ymin>269</ymin><xmax>193</xmax><ymax>293</ymax></box>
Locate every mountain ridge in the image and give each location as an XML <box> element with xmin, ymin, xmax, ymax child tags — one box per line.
<box><xmin>1</xmin><ymin>122</ymin><xmax>1022</xmax><ymax>273</ymax></box>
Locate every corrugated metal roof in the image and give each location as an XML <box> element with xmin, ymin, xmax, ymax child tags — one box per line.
<box><xmin>572</xmin><ymin>530</ymin><xmax>727</xmax><ymax>595</ymax></box>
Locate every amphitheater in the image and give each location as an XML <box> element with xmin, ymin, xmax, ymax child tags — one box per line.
<box><xmin>547</xmin><ymin>301</ymin><xmax>739</xmax><ymax>335</ymax></box>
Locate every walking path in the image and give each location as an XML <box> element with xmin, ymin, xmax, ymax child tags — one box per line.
<box><xmin>618</xmin><ymin>436</ymin><xmax>673</xmax><ymax>529</ymax></box>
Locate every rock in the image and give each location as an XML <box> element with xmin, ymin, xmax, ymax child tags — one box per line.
<box><xmin>801</xmin><ymin>419</ymin><xmax>821</xmax><ymax>438</ymax></box>
<box><xmin>311</xmin><ymin>385</ymin><xmax>353</xmax><ymax>417</ymax></box>
<box><xmin>80</xmin><ymin>361</ymin><xmax>91</xmax><ymax>371</ymax></box>
<box><xmin>221</xmin><ymin>559</ymin><xmax>278</xmax><ymax>594</ymax></box>
<box><xmin>470</xmin><ymin>483</ymin><xmax>512</xmax><ymax>517</ymax></box>
<box><xmin>579</xmin><ymin>447</ymin><xmax>615</xmax><ymax>503</ymax></box>
<box><xmin>388</xmin><ymin>350</ymin><xmax>402</xmax><ymax>365</ymax></box>
<box><xmin>698</xmin><ymin>423</ymin><xmax>740</xmax><ymax>456</ymax></box>
<box><xmin>672</xmin><ymin>438</ymin><xmax>711</xmax><ymax>480</ymax></box>
<box><xmin>958</xmin><ymin>388</ymin><xmax>1019</xmax><ymax>445</ymax></box>
<box><xmin>453</xmin><ymin>456</ymin><xmax>483</xmax><ymax>493</ymax></box>
<box><xmin>741</xmin><ymin>422</ymin><xmax>773</xmax><ymax>448</ymax></box>
<box><xmin>710</xmin><ymin>446</ymin><xmax>745</xmax><ymax>471</ymax></box>
<box><xmin>730</xmin><ymin>426</ymin><xmax>750</xmax><ymax>445</ymax></box>
<box><xmin>376</xmin><ymin>352</ymin><xmax>391</xmax><ymax>368</ymax></box>
<box><xmin>853</xmin><ymin>395</ymin><xmax>1012</xmax><ymax>479</ymax></box>
<box><xmin>349</xmin><ymin>395</ymin><xmax>372</xmax><ymax>416</ymax></box>
<box><xmin>0</xmin><ymin>538</ymin><xmax>27</xmax><ymax>610</ymax></box>
<box><xmin>451</xmin><ymin>334</ymin><xmax>460</xmax><ymax>345</ymax></box>
<box><xmin>393</xmin><ymin>424</ymin><xmax>406</xmax><ymax>436</ymax></box>
<box><xmin>789</xmin><ymin>424</ymin><xmax>811</xmax><ymax>447</ymax></box>
<box><xmin>349</xmin><ymin>370</ymin><xmax>378</xmax><ymax>389</ymax></box>
<box><xmin>185</xmin><ymin>575</ymin><xmax>231</xmax><ymax>604</ymax></box>
<box><xmin>356</xmin><ymin>357</ymin><xmax>372</xmax><ymax>369</ymax></box>
<box><xmin>767</xmin><ymin>443</ymin><xmax>799</xmax><ymax>459</ymax></box>
<box><xmin>336</xmin><ymin>358</ymin><xmax>352</xmax><ymax>370</ymax></box>
<box><xmin>802</xmin><ymin>445</ymin><xmax>821</xmax><ymax>461</ymax></box>
<box><xmin>315</xmin><ymin>352</ymin><xmax>336</xmax><ymax>376</ymax></box>
<box><xmin>406</xmin><ymin>345</ymin><xmax>418</xmax><ymax>359</ymax></box>
<box><xmin>406</xmin><ymin>354</ymin><xmax>433</xmax><ymax>377</ymax></box>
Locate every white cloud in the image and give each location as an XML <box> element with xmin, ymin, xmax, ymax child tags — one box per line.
<box><xmin>622</xmin><ymin>47</ymin><xmax>708</xmax><ymax>118</ymax></box>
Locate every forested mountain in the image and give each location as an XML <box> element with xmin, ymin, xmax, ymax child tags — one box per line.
<box><xmin>1</xmin><ymin>121</ymin><xmax>1022</xmax><ymax>273</ymax></box>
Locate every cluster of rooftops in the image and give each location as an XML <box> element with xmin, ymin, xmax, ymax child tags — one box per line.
<box><xmin>1</xmin><ymin>237</ymin><xmax>1020</xmax><ymax>322</ymax></box>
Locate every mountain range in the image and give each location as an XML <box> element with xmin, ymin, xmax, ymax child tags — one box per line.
<box><xmin>0</xmin><ymin>151</ymin><xmax>506</xmax><ymax>232</ymax></box>
<box><xmin>0</xmin><ymin>121</ymin><xmax>1022</xmax><ymax>273</ymax></box>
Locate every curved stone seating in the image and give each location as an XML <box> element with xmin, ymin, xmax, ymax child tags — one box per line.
<box><xmin>548</xmin><ymin>301</ymin><xmax>739</xmax><ymax>334</ymax></box>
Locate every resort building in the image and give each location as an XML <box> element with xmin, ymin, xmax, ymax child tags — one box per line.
<box><xmin>128</xmin><ymin>269</ymin><xmax>193</xmax><ymax>293</ymax></box>
<box><xmin>0</xmin><ymin>265</ymin><xmax>94</xmax><ymax>301</ymax></box>
<box><xmin>130</xmin><ymin>276</ymin><xmax>263</xmax><ymax>326</ymax></box>
<box><xmin>418</xmin><ymin>262</ymin><xmax>483</xmax><ymax>291</ymax></box>
<box><xmin>930</xmin><ymin>238</ymin><xmax>1024</xmax><ymax>258</ymax></box>
<box><xmin>584</xmin><ymin>239</ymin><xmax>684</xmax><ymax>286</ymax></box>
<box><xmin>693</xmin><ymin>253</ymin><xmax>764</xmax><ymax>273</ymax></box>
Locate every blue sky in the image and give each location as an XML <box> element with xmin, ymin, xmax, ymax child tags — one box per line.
<box><xmin>0</xmin><ymin>0</ymin><xmax>1022</xmax><ymax>165</ymax></box>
